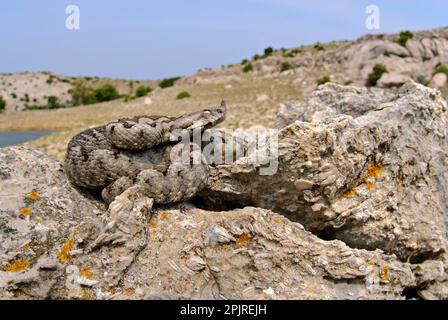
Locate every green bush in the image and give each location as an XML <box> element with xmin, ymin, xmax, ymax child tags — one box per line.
<box><xmin>176</xmin><ymin>91</ymin><xmax>191</xmax><ymax>100</ymax></box>
<box><xmin>69</xmin><ymin>78</ymin><xmax>92</xmax><ymax>106</ymax></box>
<box><xmin>264</xmin><ymin>47</ymin><xmax>274</xmax><ymax>56</ymax></box>
<box><xmin>11</xmin><ymin>93</ymin><xmax>17</xmax><ymax>99</ymax></box>
<box><xmin>241</xmin><ymin>59</ymin><xmax>248</xmax><ymax>65</ymax></box>
<box><xmin>316</xmin><ymin>76</ymin><xmax>331</xmax><ymax>86</ymax></box>
<box><xmin>280</xmin><ymin>62</ymin><xmax>294</xmax><ymax>72</ymax></box>
<box><xmin>159</xmin><ymin>77</ymin><xmax>181</xmax><ymax>88</ymax></box>
<box><xmin>135</xmin><ymin>85</ymin><xmax>152</xmax><ymax>97</ymax></box>
<box><xmin>396</xmin><ymin>30</ymin><xmax>414</xmax><ymax>46</ymax></box>
<box><xmin>47</xmin><ymin>96</ymin><xmax>60</xmax><ymax>109</ymax></box>
<box><xmin>314</xmin><ymin>43</ymin><xmax>325</xmax><ymax>51</ymax></box>
<box><xmin>366</xmin><ymin>64</ymin><xmax>388</xmax><ymax>86</ymax></box>
<box><xmin>0</xmin><ymin>96</ymin><xmax>6</xmax><ymax>111</ymax></box>
<box><xmin>242</xmin><ymin>63</ymin><xmax>253</xmax><ymax>73</ymax></box>
<box><xmin>253</xmin><ymin>54</ymin><xmax>261</xmax><ymax>60</ymax></box>
<box><xmin>83</xmin><ymin>83</ymin><xmax>120</xmax><ymax>105</ymax></box>
<box><xmin>434</xmin><ymin>65</ymin><xmax>448</xmax><ymax>76</ymax></box>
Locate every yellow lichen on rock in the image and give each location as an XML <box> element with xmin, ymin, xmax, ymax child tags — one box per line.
<box><xmin>80</xmin><ymin>265</ymin><xmax>94</xmax><ymax>279</ymax></box>
<box><xmin>57</xmin><ymin>235</ymin><xmax>75</xmax><ymax>263</ymax></box>
<box><xmin>380</xmin><ymin>265</ymin><xmax>390</xmax><ymax>282</ymax></box>
<box><xmin>28</xmin><ymin>190</ymin><xmax>39</xmax><ymax>201</ymax></box>
<box><xmin>367</xmin><ymin>163</ymin><xmax>383</xmax><ymax>178</ymax></box>
<box><xmin>235</xmin><ymin>233</ymin><xmax>251</xmax><ymax>247</ymax></box>
<box><xmin>342</xmin><ymin>188</ymin><xmax>357</xmax><ymax>198</ymax></box>
<box><xmin>4</xmin><ymin>259</ymin><xmax>30</xmax><ymax>272</ymax></box>
<box><xmin>19</xmin><ymin>207</ymin><xmax>32</xmax><ymax>217</ymax></box>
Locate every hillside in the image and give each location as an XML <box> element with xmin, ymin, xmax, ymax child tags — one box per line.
<box><xmin>0</xmin><ymin>27</ymin><xmax>448</xmax><ymax>161</ymax></box>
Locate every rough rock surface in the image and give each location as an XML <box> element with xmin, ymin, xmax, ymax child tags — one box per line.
<box><xmin>1</xmin><ymin>80</ymin><xmax>448</xmax><ymax>300</ymax></box>
<box><xmin>430</xmin><ymin>73</ymin><xmax>448</xmax><ymax>89</ymax></box>
<box><xmin>377</xmin><ymin>72</ymin><xmax>410</xmax><ymax>88</ymax></box>
<box><xmin>0</xmin><ymin>149</ymin><xmax>445</xmax><ymax>300</ymax></box>
<box><xmin>202</xmin><ymin>81</ymin><xmax>448</xmax><ymax>264</ymax></box>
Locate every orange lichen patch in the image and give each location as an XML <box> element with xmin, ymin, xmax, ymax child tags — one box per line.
<box><xmin>125</xmin><ymin>288</ymin><xmax>135</xmax><ymax>296</ymax></box>
<box><xmin>57</xmin><ymin>235</ymin><xmax>75</xmax><ymax>263</ymax></box>
<box><xmin>4</xmin><ymin>259</ymin><xmax>30</xmax><ymax>272</ymax></box>
<box><xmin>80</xmin><ymin>266</ymin><xmax>94</xmax><ymax>279</ymax></box>
<box><xmin>380</xmin><ymin>265</ymin><xmax>390</xmax><ymax>282</ymax></box>
<box><xmin>148</xmin><ymin>220</ymin><xmax>157</xmax><ymax>228</ymax></box>
<box><xmin>235</xmin><ymin>233</ymin><xmax>251</xmax><ymax>247</ymax></box>
<box><xmin>81</xmin><ymin>288</ymin><xmax>96</xmax><ymax>300</ymax></box>
<box><xmin>158</xmin><ymin>211</ymin><xmax>169</xmax><ymax>220</ymax></box>
<box><xmin>19</xmin><ymin>207</ymin><xmax>32</xmax><ymax>218</ymax></box>
<box><xmin>28</xmin><ymin>190</ymin><xmax>39</xmax><ymax>201</ymax></box>
<box><xmin>342</xmin><ymin>188</ymin><xmax>357</xmax><ymax>198</ymax></box>
<box><xmin>272</xmin><ymin>216</ymin><xmax>283</xmax><ymax>224</ymax></box>
<box><xmin>37</xmin><ymin>180</ymin><xmax>45</xmax><ymax>185</ymax></box>
<box><xmin>365</xmin><ymin>182</ymin><xmax>375</xmax><ymax>190</ymax></box>
<box><xmin>108</xmin><ymin>287</ymin><xmax>116</xmax><ymax>295</ymax></box>
<box><xmin>367</xmin><ymin>163</ymin><xmax>383</xmax><ymax>179</ymax></box>
<box><xmin>20</xmin><ymin>242</ymin><xmax>32</xmax><ymax>250</ymax></box>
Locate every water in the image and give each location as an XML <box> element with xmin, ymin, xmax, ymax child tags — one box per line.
<box><xmin>0</xmin><ymin>131</ymin><xmax>54</xmax><ymax>148</ymax></box>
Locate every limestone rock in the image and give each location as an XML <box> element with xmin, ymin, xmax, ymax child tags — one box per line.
<box><xmin>377</xmin><ymin>72</ymin><xmax>411</xmax><ymax>88</ymax></box>
<box><xmin>430</xmin><ymin>73</ymin><xmax>447</xmax><ymax>88</ymax></box>
<box><xmin>201</xmin><ymin>81</ymin><xmax>448</xmax><ymax>264</ymax></box>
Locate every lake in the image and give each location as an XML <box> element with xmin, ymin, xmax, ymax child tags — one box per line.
<box><xmin>0</xmin><ymin>131</ymin><xmax>54</xmax><ymax>148</ymax></box>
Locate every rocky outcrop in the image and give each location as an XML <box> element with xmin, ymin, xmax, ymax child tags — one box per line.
<box><xmin>1</xmin><ymin>81</ymin><xmax>447</xmax><ymax>300</ymax></box>
<box><xmin>0</xmin><ymin>148</ymin><xmax>445</xmax><ymax>300</ymax></box>
<box><xmin>201</xmin><ymin>81</ymin><xmax>448</xmax><ymax>264</ymax></box>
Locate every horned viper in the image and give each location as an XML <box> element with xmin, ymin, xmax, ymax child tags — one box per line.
<box><xmin>64</xmin><ymin>102</ymin><xmax>226</xmax><ymax>205</ymax></box>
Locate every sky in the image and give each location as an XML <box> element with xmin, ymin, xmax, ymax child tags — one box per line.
<box><xmin>0</xmin><ymin>0</ymin><xmax>447</xmax><ymax>80</ymax></box>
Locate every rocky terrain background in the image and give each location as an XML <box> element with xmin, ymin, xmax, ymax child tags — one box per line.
<box><xmin>1</xmin><ymin>27</ymin><xmax>448</xmax><ymax>300</ymax></box>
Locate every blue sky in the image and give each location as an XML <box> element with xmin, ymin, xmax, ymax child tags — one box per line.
<box><xmin>0</xmin><ymin>0</ymin><xmax>447</xmax><ymax>80</ymax></box>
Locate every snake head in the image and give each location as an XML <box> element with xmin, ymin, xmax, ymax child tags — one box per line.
<box><xmin>173</xmin><ymin>101</ymin><xmax>227</xmax><ymax>131</ymax></box>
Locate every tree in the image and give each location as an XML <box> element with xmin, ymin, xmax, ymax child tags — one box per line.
<box><xmin>0</xmin><ymin>96</ymin><xmax>6</xmax><ymax>111</ymax></box>
<box><xmin>69</xmin><ymin>78</ymin><xmax>92</xmax><ymax>106</ymax></box>
<box><xmin>135</xmin><ymin>85</ymin><xmax>152</xmax><ymax>97</ymax></box>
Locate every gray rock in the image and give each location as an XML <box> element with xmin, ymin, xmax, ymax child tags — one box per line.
<box><xmin>430</xmin><ymin>73</ymin><xmax>447</xmax><ymax>88</ymax></box>
<box><xmin>201</xmin><ymin>81</ymin><xmax>448</xmax><ymax>264</ymax></box>
<box><xmin>377</xmin><ymin>72</ymin><xmax>411</xmax><ymax>88</ymax></box>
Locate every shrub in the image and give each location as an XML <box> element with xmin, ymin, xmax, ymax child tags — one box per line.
<box><xmin>264</xmin><ymin>47</ymin><xmax>274</xmax><ymax>56</ymax></box>
<box><xmin>316</xmin><ymin>76</ymin><xmax>331</xmax><ymax>86</ymax></box>
<box><xmin>253</xmin><ymin>54</ymin><xmax>261</xmax><ymax>60</ymax></box>
<box><xmin>69</xmin><ymin>78</ymin><xmax>92</xmax><ymax>106</ymax></box>
<box><xmin>280</xmin><ymin>62</ymin><xmax>294</xmax><ymax>72</ymax></box>
<box><xmin>46</xmin><ymin>75</ymin><xmax>55</xmax><ymax>84</ymax></box>
<box><xmin>241</xmin><ymin>59</ymin><xmax>248</xmax><ymax>65</ymax></box>
<box><xmin>366</xmin><ymin>64</ymin><xmax>388</xmax><ymax>86</ymax></box>
<box><xmin>159</xmin><ymin>77</ymin><xmax>181</xmax><ymax>88</ymax></box>
<box><xmin>176</xmin><ymin>91</ymin><xmax>191</xmax><ymax>100</ymax></box>
<box><xmin>396</xmin><ymin>30</ymin><xmax>414</xmax><ymax>46</ymax></box>
<box><xmin>0</xmin><ymin>96</ymin><xmax>6</xmax><ymax>111</ymax></box>
<box><xmin>11</xmin><ymin>92</ymin><xmax>17</xmax><ymax>98</ymax></box>
<box><xmin>344</xmin><ymin>80</ymin><xmax>354</xmax><ymax>85</ymax></box>
<box><xmin>242</xmin><ymin>63</ymin><xmax>253</xmax><ymax>73</ymax></box>
<box><xmin>314</xmin><ymin>43</ymin><xmax>325</xmax><ymax>51</ymax></box>
<box><xmin>135</xmin><ymin>85</ymin><xmax>152</xmax><ymax>97</ymax></box>
<box><xmin>47</xmin><ymin>96</ymin><xmax>60</xmax><ymax>109</ymax></box>
<box><xmin>434</xmin><ymin>65</ymin><xmax>448</xmax><ymax>76</ymax></box>
<box><xmin>82</xmin><ymin>83</ymin><xmax>120</xmax><ymax>105</ymax></box>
